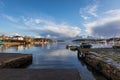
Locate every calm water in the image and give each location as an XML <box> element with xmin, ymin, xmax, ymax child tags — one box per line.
<box><xmin>0</xmin><ymin>42</ymin><xmax>108</xmax><ymax>80</ymax></box>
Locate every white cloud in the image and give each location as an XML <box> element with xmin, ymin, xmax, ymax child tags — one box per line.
<box><xmin>81</xmin><ymin>15</ymin><xmax>90</xmax><ymax>20</ymax></box>
<box><xmin>84</xmin><ymin>9</ymin><xmax>120</xmax><ymax>38</ymax></box>
<box><xmin>80</xmin><ymin>0</ymin><xmax>99</xmax><ymax>20</ymax></box>
<box><xmin>104</xmin><ymin>9</ymin><xmax>120</xmax><ymax>16</ymax></box>
<box><xmin>88</xmin><ymin>5</ymin><xmax>98</xmax><ymax>17</ymax></box>
<box><xmin>20</xmin><ymin>17</ymin><xmax>81</xmax><ymax>39</ymax></box>
<box><xmin>80</xmin><ymin>4</ymin><xmax>98</xmax><ymax>20</ymax></box>
<box><xmin>1</xmin><ymin>14</ymin><xmax>18</xmax><ymax>22</ymax></box>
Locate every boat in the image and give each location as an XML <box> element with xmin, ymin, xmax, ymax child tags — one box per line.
<box><xmin>80</xmin><ymin>43</ymin><xmax>92</xmax><ymax>48</ymax></box>
<box><xmin>66</xmin><ymin>45</ymin><xmax>78</xmax><ymax>51</ymax></box>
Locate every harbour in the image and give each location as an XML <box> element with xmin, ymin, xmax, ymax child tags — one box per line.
<box><xmin>1</xmin><ymin>0</ymin><xmax>120</xmax><ymax>80</ymax></box>
<box><xmin>0</xmin><ymin>42</ymin><xmax>108</xmax><ymax>80</ymax></box>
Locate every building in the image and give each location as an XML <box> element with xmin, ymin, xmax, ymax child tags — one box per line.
<box><xmin>12</xmin><ymin>36</ymin><xmax>24</xmax><ymax>40</ymax></box>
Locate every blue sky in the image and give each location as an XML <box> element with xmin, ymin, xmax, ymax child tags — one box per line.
<box><xmin>0</xmin><ymin>0</ymin><xmax>120</xmax><ymax>39</ymax></box>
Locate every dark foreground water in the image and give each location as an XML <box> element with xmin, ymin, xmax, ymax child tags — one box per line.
<box><xmin>0</xmin><ymin>42</ymin><xmax>108</xmax><ymax>80</ymax></box>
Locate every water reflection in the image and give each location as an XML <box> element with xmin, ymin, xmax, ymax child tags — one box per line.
<box><xmin>0</xmin><ymin>42</ymin><xmax>107</xmax><ymax>80</ymax></box>
<box><xmin>0</xmin><ymin>44</ymin><xmax>32</xmax><ymax>51</ymax></box>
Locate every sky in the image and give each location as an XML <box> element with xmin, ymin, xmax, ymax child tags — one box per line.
<box><xmin>0</xmin><ymin>0</ymin><xmax>120</xmax><ymax>39</ymax></box>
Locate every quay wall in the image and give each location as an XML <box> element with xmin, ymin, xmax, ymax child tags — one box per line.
<box><xmin>66</xmin><ymin>45</ymin><xmax>120</xmax><ymax>80</ymax></box>
<box><xmin>81</xmin><ymin>51</ymin><xmax>120</xmax><ymax>80</ymax></box>
<box><xmin>0</xmin><ymin>53</ymin><xmax>32</xmax><ymax>68</ymax></box>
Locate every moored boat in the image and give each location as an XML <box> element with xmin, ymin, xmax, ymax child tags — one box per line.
<box><xmin>80</xmin><ymin>43</ymin><xmax>92</xmax><ymax>48</ymax></box>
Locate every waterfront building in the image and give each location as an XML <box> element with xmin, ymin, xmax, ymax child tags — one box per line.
<box><xmin>12</xmin><ymin>36</ymin><xmax>24</xmax><ymax>40</ymax></box>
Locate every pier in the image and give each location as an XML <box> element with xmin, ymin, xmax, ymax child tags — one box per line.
<box><xmin>68</xmin><ymin>46</ymin><xmax>120</xmax><ymax>80</ymax></box>
<box><xmin>0</xmin><ymin>53</ymin><xmax>32</xmax><ymax>68</ymax></box>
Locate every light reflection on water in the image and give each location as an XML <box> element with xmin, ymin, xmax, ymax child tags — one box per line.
<box><xmin>0</xmin><ymin>42</ymin><xmax>107</xmax><ymax>80</ymax></box>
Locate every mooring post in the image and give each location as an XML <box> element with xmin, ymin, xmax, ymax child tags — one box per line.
<box><xmin>77</xmin><ymin>49</ymin><xmax>82</xmax><ymax>58</ymax></box>
<box><xmin>77</xmin><ymin>48</ymin><xmax>86</xmax><ymax>59</ymax></box>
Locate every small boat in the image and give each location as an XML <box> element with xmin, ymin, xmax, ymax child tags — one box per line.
<box><xmin>80</xmin><ymin>43</ymin><xmax>92</xmax><ymax>48</ymax></box>
<box><xmin>66</xmin><ymin>45</ymin><xmax>78</xmax><ymax>51</ymax></box>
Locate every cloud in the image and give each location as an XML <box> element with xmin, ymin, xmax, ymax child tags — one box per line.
<box><xmin>19</xmin><ymin>17</ymin><xmax>81</xmax><ymax>39</ymax></box>
<box><xmin>80</xmin><ymin>1</ymin><xmax>98</xmax><ymax>20</ymax></box>
<box><xmin>87</xmin><ymin>4</ymin><xmax>98</xmax><ymax>17</ymax></box>
<box><xmin>1</xmin><ymin>14</ymin><xmax>18</xmax><ymax>22</ymax></box>
<box><xmin>81</xmin><ymin>15</ymin><xmax>90</xmax><ymax>20</ymax></box>
<box><xmin>104</xmin><ymin>9</ymin><xmax>120</xmax><ymax>16</ymax></box>
<box><xmin>84</xmin><ymin>9</ymin><xmax>120</xmax><ymax>38</ymax></box>
<box><xmin>80</xmin><ymin>4</ymin><xmax>98</xmax><ymax>20</ymax></box>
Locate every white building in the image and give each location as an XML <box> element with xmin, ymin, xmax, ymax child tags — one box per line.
<box><xmin>12</xmin><ymin>36</ymin><xmax>24</xmax><ymax>40</ymax></box>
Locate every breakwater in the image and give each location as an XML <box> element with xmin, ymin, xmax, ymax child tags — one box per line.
<box><xmin>81</xmin><ymin>51</ymin><xmax>120</xmax><ymax>80</ymax></box>
<box><xmin>67</xmin><ymin>46</ymin><xmax>120</xmax><ymax>80</ymax></box>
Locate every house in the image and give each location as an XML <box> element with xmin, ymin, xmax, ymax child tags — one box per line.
<box><xmin>12</xmin><ymin>36</ymin><xmax>24</xmax><ymax>40</ymax></box>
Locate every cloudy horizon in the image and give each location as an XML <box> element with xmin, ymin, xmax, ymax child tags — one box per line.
<box><xmin>0</xmin><ymin>0</ymin><xmax>120</xmax><ymax>39</ymax></box>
